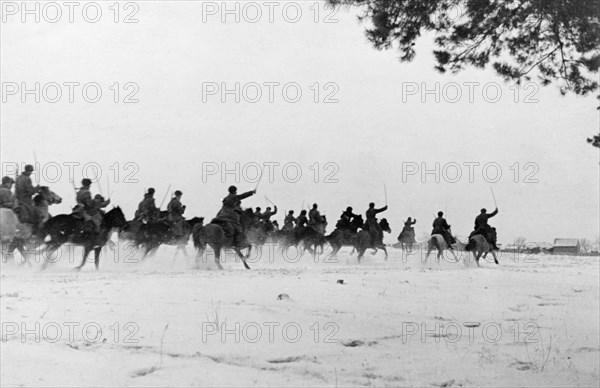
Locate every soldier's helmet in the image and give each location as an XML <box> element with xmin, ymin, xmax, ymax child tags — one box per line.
<box><xmin>256</xmin><ymin>207</ymin><xmax>261</xmax><ymax>211</ymax></box>
<box><xmin>438</xmin><ymin>211</ymin><xmax>443</xmax><ymax>216</ymax></box>
<box><xmin>2</xmin><ymin>176</ymin><xmax>14</xmax><ymax>184</ymax></box>
<box><xmin>24</xmin><ymin>164</ymin><xmax>34</xmax><ymax>173</ymax></box>
<box><xmin>81</xmin><ymin>178</ymin><xmax>92</xmax><ymax>186</ymax></box>
<box><xmin>312</xmin><ymin>203</ymin><xmax>318</xmax><ymax>208</ymax></box>
<box><xmin>174</xmin><ymin>190</ymin><xmax>182</xmax><ymax>196</ymax></box>
<box><xmin>481</xmin><ymin>208</ymin><xmax>487</xmax><ymax>213</ymax></box>
<box><xmin>301</xmin><ymin>210</ymin><xmax>307</xmax><ymax>214</ymax></box>
<box><xmin>94</xmin><ymin>194</ymin><xmax>104</xmax><ymax>201</ymax></box>
<box><xmin>288</xmin><ymin>210</ymin><xmax>294</xmax><ymax>214</ymax></box>
<box><xmin>148</xmin><ymin>188</ymin><xmax>155</xmax><ymax>195</ymax></box>
<box><xmin>346</xmin><ymin>206</ymin><xmax>353</xmax><ymax>212</ymax></box>
<box><xmin>228</xmin><ymin>185</ymin><xmax>237</xmax><ymax>193</ymax></box>
<box><xmin>369</xmin><ymin>202</ymin><xmax>375</xmax><ymax>207</ymax></box>
<box><xmin>266</xmin><ymin>207</ymin><xmax>271</xmax><ymax>211</ymax></box>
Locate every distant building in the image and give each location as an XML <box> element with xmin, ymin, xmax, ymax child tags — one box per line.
<box><xmin>552</xmin><ymin>239</ymin><xmax>581</xmax><ymax>255</ymax></box>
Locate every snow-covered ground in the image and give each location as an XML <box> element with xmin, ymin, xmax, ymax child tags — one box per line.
<box><xmin>1</xmin><ymin>242</ymin><xmax>599</xmax><ymax>387</ymax></box>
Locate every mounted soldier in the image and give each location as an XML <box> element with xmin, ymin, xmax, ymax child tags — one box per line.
<box><xmin>213</xmin><ymin>185</ymin><xmax>256</xmax><ymax>247</ymax></box>
<box><xmin>431</xmin><ymin>211</ymin><xmax>455</xmax><ymax>248</ymax></box>
<box><xmin>469</xmin><ymin>208</ymin><xmax>499</xmax><ymax>250</ymax></box>
<box><xmin>364</xmin><ymin>202</ymin><xmax>388</xmax><ymax>244</ymax></box>
<box><xmin>336</xmin><ymin>206</ymin><xmax>358</xmax><ymax>231</ymax></box>
<box><xmin>14</xmin><ymin>164</ymin><xmax>40</xmax><ymax>225</ymax></box>
<box><xmin>73</xmin><ymin>178</ymin><xmax>110</xmax><ymax>232</ymax></box>
<box><xmin>308</xmin><ymin>203</ymin><xmax>326</xmax><ymax>233</ymax></box>
<box><xmin>253</xmin><ymin>207</ymin><xmax>263</xmax><ymax>227</ymax></box>
<box><xmin>295</xmin><ymin>210</ymin><xmax>308</xmax><ymax>231</ymax></box>
<box><xmin>167</xmin><ymin>190</ymin><xmax>186</xmax><ymax>237</ymax></box>
<box><xmin>397</xmin><ymin>217</ymin><xmax>417</xmax><ymax>244</ymax></box>
<box><xmin>0</xmin><ymin>177</ymin><xmax>15</xmax><ymax>209</ymax></box>
<box><xmin>135</xmin><ymin>188</ymin><xmax>159</xmax><ymax>223</ymax></box>
<box><xmin>260</xmin><ymin>205</ymin><xmax>278</xmax><ymax>233</ymax></box>
<box><xmin>282</xmin><ymin>210</ymin><xmax>296</xmax><ymax>232</ymax></box>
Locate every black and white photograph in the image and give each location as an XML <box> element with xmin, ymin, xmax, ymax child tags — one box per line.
<box><xmin>1</xmin><ymin>0</ymin><xmax>599</xmax><ymax>386</ymax></box>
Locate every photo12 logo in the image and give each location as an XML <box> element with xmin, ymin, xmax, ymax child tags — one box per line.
<box><xmin>201</xmin><ymin>82</ymin><xmax>339</xmax><ymax>103</ymax></box>
<box><xmin>201</xmin><ymin>321</ymin><xmax>340</xmax><ymax>344</ymax></box>
<box><xmin>2</xmin><ymin>162</ymin><xmax>140</xmax><ymax>184</ymax></box>
<box><xmin>201</xmin><ymin>162</ymin><xmax>340</xmax><ymax>184</ymax></box>
<box><xmin>1</xmin><ymin>2</ymin><xmax>140</xmax><ymax>24</ymax></box>
<box><xmin>401</xmin><ymin>82</ymin><xmax>540</xmax><ymax>104</ymax></box>
<box><xmin>401</xmin><ymin>162</ymin><xmax>540</xmax><ymax>184</ymax></box>
<box><xmin>200</xmin><ymin>1</ymin><xmax>340</xmax><ymax>24</ymax></box>
<box><xmin>1</xmin><ymin>82</ymin><xmax>140</xmax><ymax>103</ymax></box>
<box><xmin>1</xmin><ymin>321</ymin><xmax>140</xmax><ymax>344</ymax></box>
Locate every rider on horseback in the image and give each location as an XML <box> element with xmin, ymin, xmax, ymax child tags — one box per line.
<box><xmin>398</xmin><ymin>217</ymin><xmax>417</xmax><ymax>243</ymax></box>
<box><xmin>308</xmin><ymin>204</ymin><xmax>326</xmax><ymax>233</ymax></box>
<box><xmin>0</xmin><ymin>176</ymin><xmax>15</xmax><ymax>209</ymax></box>
<box><xmin>167</xmin><ymin>190</ymin><xmax>186</xmax><ymax>237</ymax></box>
<box><xmin>14</xmin><ymin>165</ymin><xmax>41</xmax><ymax>225</ymax></box>
<box><xmin>468</xmin><ymin>208</ymin><xmax>499</xmax><ymax>250</ymax></box>
<box><xmin>214</xmin><ymin>185</ymin><xmax>256</xmax><ymax>247</ymax></box>
<box><xmin>431</xmin><ymin>211</ymin><xmax>455</xmax><ymax>248</ymax></box>
<box><xmin>336</xmin><ymin>206</ymin><xmax>358</xmax><ymax>231</ymax></box>
<box><xmin>365</xmin><ymin>203</ymin><xmax>388</xmax><ymax>244</ymax></box>
<box><xmin>282</xmin><ymin>210</ymin><xmax>296</xmax><ymax>232</ymax></box>
<box><xmin>73</xmin><ymin>178</ymin><xmax>110</xmax><ymax>232</ymax></box>
<box><xmin>295</xmin><ymin>210</ymin><xmax>308</xmax><ymax>231</ymax></box>
<box><xmin>261</xmin><ymin>205</ymin><xmax>278</xmax><ymax>232</ymax></box>
<box><xmin>135</xmin><ymin>188</ymin><xmax>159</xmax><ymax>223</ymax></box>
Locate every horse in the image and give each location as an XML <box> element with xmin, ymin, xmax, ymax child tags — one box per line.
<box><xmin>33</xmin><ymin>186</ymin><xmax>62</xmax><ymax>224</ymax></box>
<box><xmin>1</xmin><ymin>187</ymin><xmax>62</xmax><ymax>264</ymax></box>
<box><xmin>325</xmin><ymin>215</ymin><xmax>364</xmax><ymax>258</ymax></box>
<box><xmin>191</xmin><ymin>222</ymin><xmax>251</xmax><ymax>270</ymax></box>
<box><xmin>128</xmin><ymin>216</ymin><xmax>205</xmax><ymax>258</ymax></box>
<box><xmin>354</xmin><ymin>218</ymin><xmax>391</xmax><ymax>262</ymax></box>
<box><xmin>425</xmin><ymin>228</ymin><xmax>458</xmax><ymax>263</ymax></box>
<box><xmin>41</xmin><ymin>207</ymin><xmax>127</xmax><ymax>270</ymax></box>
<box><xmin>396</xmin><ymin>226</ymin><xmax>417</xmax><ymax>252</ymax></box>
<box><xmin>465</xmin><ymin>234</ymin><xmax>499</xmax><ymax>267</ymax></box>
<box><xmin>279</xmin><ymin>216</ymin><xmax>328</xmax><ymax>258</ymax></box>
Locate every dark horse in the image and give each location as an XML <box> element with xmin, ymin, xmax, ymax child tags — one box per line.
<box><xmin>324</xmin><ymin>215</ymin><xmax>364</xmax><ymax>258</ymax></box>
<box><xmin>120</xmin><ymin>216</ymin><xmax>205</xmax><ymax>258</ymax></box>
<box><xmin>354</xmin><ymin>218</ymin><xmax>392</xmax><ymax>262</ymax></box>
<box><xmin>279</xmin><ymin>216</ymin><xmax>328</xmax><ymax>257</ymax></box>
<box><xmin>41</xmin><ymin>207</ymin><xmax>127</xmax><ymax>270</ymax></box>
<box><xmin>191</xmin><ymin>210</ymin><xmax>256</xmax><ymax>270</ymax></box>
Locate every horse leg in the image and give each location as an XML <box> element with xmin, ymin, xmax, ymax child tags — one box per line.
<box><xmin>76</xmin><ymin>246</ymin><xmax>92</xmax><ymax>270</ymax></box>
<box><xmin>474</xmin><ymin>251</ymin><xmax>481</xmax><ymax>267</ymax></box>
<box><xmin>382</xmin><ymin>246</ymin><xmax>388</xmax><ymax>261</ymax></box>
<box><xmin>492</xmin><ymin>250</ymin><xmax>499</xmax><ymax>265</ymax></box>
<box><xmin>94</xmin><ymin>247</ymin><xmax>101</xmax><ymax>270</ymax></box>
<box><xmin>214</xmin><ymin>247</ymin><xmax>224</xmax><ymax>270</ymax></box>
<box><xmin>235</xmin><ymin>247</ymin><xmax>250</xmax><ymax>270</ymax></box>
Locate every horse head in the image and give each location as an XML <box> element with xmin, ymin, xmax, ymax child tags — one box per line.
<box><xmin>352</xmin><ymin>215</ymin><xmax>364</xmax><ymax>229</ymax></box>
<box><xmin>37</xmin><ymin>186</ymin><xmax>62</xmax><ymax>205</ymax></box>
<box><xmin>105</xmin><ymin>206</ymin><xmax>127</xmax><ymax>229</ymax></box>
<box><xmin>380</xmin><ymin>218</ymin><xmax>391</xmax><ymax>233</ymax></box>
<box><xmin>187</xmin><ymin>217</ymin><xmax>204</xmax><ymax>228</ymax></box>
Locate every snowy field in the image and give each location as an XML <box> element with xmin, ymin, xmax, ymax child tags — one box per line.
<box><xmin>1</xmin><ymin>243</ymin><xmax>599</xmax><ymax>387</ymax></box>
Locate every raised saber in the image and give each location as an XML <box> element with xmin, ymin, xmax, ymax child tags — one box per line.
<box><xmin>254</xmin><ymin>168</ymin><xmax>265</xmax><ymax>192</ymax></box>
<box><xmin>264</xmin><ymin>195</ymin><xmax>275</xmax><ymax>207</ymax></box>
<box><xmin>490</xmin><ymin>186</ymin><xmax>498</xmax><ymax>208</ymax></box>
<box><xmin>159</xmin><ymin>184</ymin><xmax>172</xmax><ymax>208</ymax></box>
<box><xmin>384</xmin><ymin>184</ymin><xmax>388</xmax><ymax>206</ymax></box>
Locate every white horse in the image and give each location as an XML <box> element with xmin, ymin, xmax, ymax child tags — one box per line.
<box><xmin>425</xmin><ymin>233</ymin><xmax>458</xmax><ymax>263</ymax></box>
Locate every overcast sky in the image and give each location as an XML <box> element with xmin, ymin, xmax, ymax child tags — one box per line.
<box><xmin>1</xmin><ymin>1</ymin><xmax>598</xmax><ymax>244</ymax></box>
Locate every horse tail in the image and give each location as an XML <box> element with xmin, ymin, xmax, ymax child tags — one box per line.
<box><xmin>464</xmin><ymin>238</ymin><xmax>475</xmax><ymax>252</ymax></box>
<box><xmin>192</xmin><ymin>224</ymin><xmax>205</xmax><ymax>249</ymax></box>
